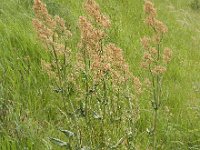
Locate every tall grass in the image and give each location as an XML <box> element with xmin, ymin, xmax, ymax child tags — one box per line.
<box><xmin>0</xmin><ymin>0</ymin><xmax>200</xmax><ymax>149</ymax></box>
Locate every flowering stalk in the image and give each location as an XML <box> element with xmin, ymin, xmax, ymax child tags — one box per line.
<box><xmin>141</xmin><ymin>1</ymin><xmax>172</xmax><ymax>149</ymax></box>
<box><xmin>76</xmin><ymin>0</ymin><xmax>138</xmax><ymax>148</ymax></box>
<box><xmin>77</xmin><ymin>0</ymin><xmax>112</xmax><ymax>146</ymax></box>
<box><xmin>32</xmin><ymin>0</ymin><xmax>83</xmax><ymax>148</ymax></box>
<box><xmin>32</xmin><ymin>0</ymin><xmax>73</xmax><ymax>107</ymax></box>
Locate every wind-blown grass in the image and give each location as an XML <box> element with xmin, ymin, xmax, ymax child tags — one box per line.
<box><xmin>0</xmin><ymin>0</ymin><xmax>200</xmax><ymax>149</ymax></box>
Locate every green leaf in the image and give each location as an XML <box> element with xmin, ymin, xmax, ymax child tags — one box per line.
<box><xmin>59</xmin><ymin>129</ymin><xmax>75</xmax><ymax>138</ymax></box>
<box><xmin>93</xmin><ymin>112</ymin><xmax>102</xmax><ymax>120</ymax></box>
<box><xmin>49</xmin><ymin>137</ymin><xmax>69</xmax><ymax>148</ymax></box>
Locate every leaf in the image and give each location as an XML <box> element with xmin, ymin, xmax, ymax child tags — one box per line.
<box><xmin>93</xmin><ymin>112</ymin><xmax>102</xmax><ymax>120</ymax></box>
<box><xmin>49</xmin><ymin>137</ymin><xmax>69</xmax><ymax>148</ymax></box>
<box><xmin>59</xmin><ymin>129</ymin><xmax>75</xmax><ymax>138</ymax></box>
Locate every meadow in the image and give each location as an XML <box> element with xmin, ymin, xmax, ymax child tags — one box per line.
<box><xmin>0</xmin><ymin>0</ymin><xmax>200</xmax><ymax>149</ymax></box>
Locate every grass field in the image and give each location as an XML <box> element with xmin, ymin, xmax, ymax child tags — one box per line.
<box><xmin>0</xmin><ymin>0</ymin><xmax>200</xmax><ymax>149</ymax></box>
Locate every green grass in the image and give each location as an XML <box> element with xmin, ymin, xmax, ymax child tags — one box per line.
<box><xmin>0</xmin><ymin>0</ymin><xmax>200</xmax><ymax>149</ymax></box>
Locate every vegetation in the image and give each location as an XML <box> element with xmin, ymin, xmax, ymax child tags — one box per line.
<box><xmin>191</xmin><ymin>0</ymin><xmax>200</xmax><ymax>11</ymax></box>
<box><xmin>0</xmin><ymin>0</ymin><xmax>200</xmax><ymax>149</ymax></box>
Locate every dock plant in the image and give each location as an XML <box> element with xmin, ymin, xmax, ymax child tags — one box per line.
<box><xmin>140</xmin><ymin>1</ymin><xmax>172</xmax><ymax>149</ymax></box>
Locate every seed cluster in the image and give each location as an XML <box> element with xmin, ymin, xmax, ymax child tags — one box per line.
<box><xmin>32</xmin><ymin>0</ymin><xmax>172</xmax><ymax>149</ymax></box>
<box><xmin>77</xmin><ymin>0</ymin><xmax>132</xmax><ymax>85</ymax></box>
<box><xmin>33</xmin><ymin>0</ymin><xmax>72</xmax><ymax>82</ymax></box>
<box><xmin>141</xmin><ymin>0</ymin><xmax>172</xmax><ymax>75</ymax></box>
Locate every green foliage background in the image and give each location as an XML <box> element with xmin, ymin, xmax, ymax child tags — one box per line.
<box><xmin>0</xmin><ymin>0</ymin><xmax>200</xmax><ymax>149</ymax></box>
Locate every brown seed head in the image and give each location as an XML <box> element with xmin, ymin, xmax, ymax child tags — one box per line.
<box><xmin>104</xmin><ymin>43</ymin><xmax>131</xmax><ymax>83</ymax></box>
<box><xmin>99</xmin><ymin>15</ymin><xmax>111</xmax><ymax>29</ymax></box>
<box><xmin>79</xmin><ymin>16</ymin><xmax>105</xmax><ymax>44</ymax></box>
<box><xmin>154</xmin><ymin>19</ymin><xmax>168</xmax><ymax>33</ymax></box>
<box><xmin>163</xmin><ymin>47</ymin><xmax>172</xmax><ymax>63</ymax></box>
<box><xmin>144</xmin><ymin>0</ymin><xmax>157</xmax><ymax>17</ymax></box>
<box><xmin>152</xmin><ymin>33</ymin><xmax>161</xmax><ymax>44</ymax></box>
<box><xmin>152</xmin><ymin>65</ymin><xmax>166</xmax><ymax>75</ymax></box>
<box><xmin>84</xmin><ymin>0</ymin><xmax>100</xmax><ymax>18</ymax></box>
<box><xmin>143</xmin><ymin>52</ymin><xmax>153</xmax><ymax>64</ymax></box>
<box><xmin>145</xmin><ymin>15</ymin><xmax>156</xmax><ymax>26</ymax></box>
<box><xmin>133</xmin><ymin>77</ymin><xmax>142</xmax><ymax>95</ymax></box>
<box><xmin>144</xmin><ymin>78</ymin><xmax>151</xmax><ymax>88</ymax></box>
<box><xmin>141</xmin><ymin>61</ymin><xmax>149</xmax><ymax>69</ymax></box>
<box><xmin>54</xmin><ymin>16</ymin><xmax>72</xmax><ymax>38</ymax></box>
<box><xmin>84</xmin><ymin>0</ymin><xmax>111</xmax><ymax>28</ymax></box>
<box><xmin>149</xmin><ymin>47</ymin><xmax>158</xmax><ymax>55</ymax></box>
<box><xmin>32</xmin><ymin>19</ymin><xmax>53</xmax><ymax>44</ymax></box>
<box><xmin>33</xmin><ymin>0</ymin><xmax>55</xmax><ymax>28</ymax></box>
<box><xmin>141</xmin><ymin>36</ymin><xmax>150</xmax><ymax>50</ymax></box>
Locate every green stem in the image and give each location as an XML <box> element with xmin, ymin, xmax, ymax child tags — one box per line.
<box><xmin>149</xmin><ymin>65</ymin><xmax>158</xmax><ymax>150</ymax></box>
<box><xmin>68</xmin><ymin>96</ymin><xmax>82</xmax><ymax>149</ymax></box>
<box><xmin>153</xmin><ymin>108</ymin><xmax>158</xmax><ymax>150</ymax></box>
<box><xmin>52</xmin><ymin>38</ymin><xmax>62</xmax><ymax>89</ymax></box>
<box><xmin>81</xmin><ymin>44</ymin><xmax>94</xmax><ymax>147</ymax></box>
<box><xmin>83</xmin><ymin>49</ymin><xmax>89</xmax><ymax>117</ymax></box>
<box><xmin>52</xmin><ymin>35</ymin><xmax>66</xmax><ymax>107</ymax></box>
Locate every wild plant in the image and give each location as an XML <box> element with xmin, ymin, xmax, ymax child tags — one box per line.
<box><xmin>49</xmin><ymin>129</ymin><xmax>75</xmax><ymax>149</ymax></box>
<box><xmin>141</xmin><ymin>1</ymin><xmax>172</xmax><ymax>149</ymax></box>
<box><xmin>75</xmin><ymin>0</ymin><xmax>140</xmax><ymax>148</ymax></box>
<box><xmin>32</xmin><ymin>0</ymin><xmax>140</xmax><ymax>149</ymax></box>
<box><xmin>32</xmin><ymin>1</ymin><xmax>82</xmax><ymax>148</ymax></box>
<box><xmin>32</xmin><ymin>0</ymin><xmax>73</xmax><ymax>107</ymax></box>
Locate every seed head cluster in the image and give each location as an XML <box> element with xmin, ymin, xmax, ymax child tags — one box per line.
<box><xmin>133</xmin><ymin>77</ymin><xmax>142</xmax><ymax>95</ymax></box>
<box><xmin>33</xmin><ymin>0</ymin><xmax>72</xmax><ymax>79</ymax></box>
<box><xmin>77</xmin><ymin>0</ymin><xmax>131</xmax><ymax>85</ymax></box>
<box><xmin>141</xmin><ymin>0</ymin><xmax>172</xmax><ymax>75</ymax></box>
<box><xmin>79</xmin><ymin>16</ymin><xmax>105</xmax><ymax>52</ymax></box>
<box><xmin>104</xmin><ymin>43</ymin><xmax>132</xmax><ymax>84</ymax></box>
<box><xmin>144</xmin><ymin>1</ymin><xmax>168</xmax><ymax>33</ymax></box>
<box><xmin>30</xmin><ymin>1</ymin><xmax>174</xmax><ymax>148</ymax></box>
<box><xmin>163</xmin><ymin>47</ymin><xmax>172</xmax><ymax>63</ymax></box>
<box><xmin>152</xmin><ymin>65</ymin><xmax>167</xmax><ymax>75</ymax></box>
<box><xmin>84</xmin><ymin>0</ymin><xmax>111</xmax><ymax>28</ymax></box>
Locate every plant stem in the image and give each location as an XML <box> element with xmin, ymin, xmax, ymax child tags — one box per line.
<box><xmin>149</xmin><ymin>65</ymin><xmax>158</xmax><ymax>150</ymax></box>
<box><xmin>52</xmin><ymin>37</ymin><xmax>62</xmax><ymax>89</ymax></box>
<box><xmin>153</xmin><ymin>108</ymin><xmax>158</xmax><ymax>150</ymax></box>
<box><xmin>52</xmin><ymin>35</ymin><xmax>66</xmax><ymax>107</ymax></box>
